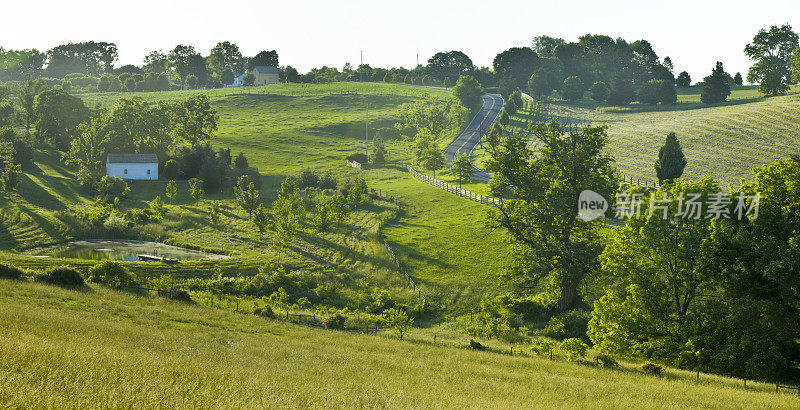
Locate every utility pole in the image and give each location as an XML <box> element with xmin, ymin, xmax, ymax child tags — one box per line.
<box><xmin>360</xmin><ymin>50</ymin><xmax>363</xmax><ymax>82</ymax></box>
<box><xmin>365</xmin><ymin>103</ymin><xmax>369</xmax><ymax>158</ymax></box>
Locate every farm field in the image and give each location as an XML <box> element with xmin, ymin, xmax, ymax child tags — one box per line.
<box><xmin>1</xmin><ymin>82</ymin><xmax>510</xmax><ymax>313</ymax></box>
<box><xmin>547</xmin><ymin>86</ymin><xmax>800</xmax><ymax>185</ymax></box>
<box><xmin>1</xmin><ymin>279</ymin><xmax>795</xmax><ymax>409</ymax></box>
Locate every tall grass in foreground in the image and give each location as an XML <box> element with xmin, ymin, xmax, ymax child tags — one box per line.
<box><xmin>0</xmin><ymin>280</ymin><xmax>794</xmax><ymax>408</ymax></box>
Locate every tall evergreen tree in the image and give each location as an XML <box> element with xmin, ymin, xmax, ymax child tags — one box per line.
<box><xmin>654</xmin><ymin>132</ymin><xmax>687</xmax><ymax>183</ymax></box>
<box><xmin>700</xmin><ymin>62</ymin><xmax>731</xmax><ymax>104</ymax></box>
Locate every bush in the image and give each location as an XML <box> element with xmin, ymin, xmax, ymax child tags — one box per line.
<box><xmin>542</xmin><ymin>310</ymin><xmax>591</xmax><ymax>341</ymax></box>
<box><xmin>530</xmin><ymin>337</ymin><xmax>555</xmax><ymax>356</ymax></box>
<box><xmin>88</xmin><ymin>261</ymin><xmax>136</xmax><ymax>289</ymax></box>
<box><xmin>637</xmin><ymin>79</ymin><xmax>664</xmax><ymax>105</ymax></box>
<box><xmin>298</xmin><ymin>170</ymin><xmax>320</xmax><ymax>189</ymax></box>
<box><xmin>0</xmin><ymin>263</ymin><xmax>24</xmax><ymax>279</ymax></box>
<box><xmin>469</xmin><ymin>339</ymin><xmax>488</xmax><ymax>351</ymax></box>
<box><xmin>641</xmin><ymin>362</ymin><xmax>663</xmax><ymax>376</ymax></box>
<box><xmin>253</xmin><ymin>305</ymin><xmax>275</xmax><ymax>318</ymax></box>
<box><xmin>96</xmin><ymin>176</ymin><xmax>130</xmax><ymax>201</ymax></box>
<box><xmin>36</xmin><ymin>267</ymin><xmax>84</xmax><ymax>286</ymax></box>
<box><xmin>596</xmin><ymin>354</ymin><xmax>619</xmax><ymax>368</ymax></box>
<box><xmin>103</xmin><ymin>214</ymin><xmax>129</xmax><ymax>237</ymax></box>
<box><xmin>561</xmin><ymin>76</ymin><xmax>586</xmax><ymax>101</ymax></box>
<box><xmin>590</xmin><ymin>81</ymin><xmax>608</xmax><ymax>102</ymax></box>
<box><xmin>163</xmin><ymin>159</ymin><xmax>180</xmax><ymax>179</ymax></box>
<box><xmin>319</xmin><ymin>174</ymin><xmax>337</xmax><ymax>190</ymax></box>
<box><xmin>159</xmin><ymin>289</ymin><xmax>192</xmax><ymax>302</ymax></box>
<box><xmin>607</xmin><ymin>74</ymin><xmax>635</xmax><ymax>106</ymax></box>
<box><xmin>560</xmin><ymin>338</ymin><xmax>589</xmax><ymax>361</ymax></box>
<box><xmin>323</xmin><ymin>314</ymin><xmax>347</xmax><ymax>330</ymax></box>
<box><xmin>346</xmin><ymin>153</ymin><xmax>368</xmax><ymax>164</ymax></box>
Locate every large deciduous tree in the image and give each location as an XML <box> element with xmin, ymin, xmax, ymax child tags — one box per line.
<box><xmin>35</xmin><ymin>88</ymin><xmax>89</xmax><ymax>150</ymax></box>
<box><xmin>485</xmin><ymin>119</ymin><xmax>618</xmax><ymax>311</ymax></box>
<box><xmin>426</xmin><ymin>51</ymin><xmax>474</xmax><ymax>86</ymax></box>
<box><xmin>493</xmin><ymin>47</ymin><xmax>539</xmax><ymax>89</ymax></box>
<box><xmin>452</xmin><ymin>75</ymin><xmax>484</xmax><ymax>112</ymax></box>
<box><xmin>744</xmin><ymin>24</ymin><xmax>799</xmax><ymax>96</ymax></box>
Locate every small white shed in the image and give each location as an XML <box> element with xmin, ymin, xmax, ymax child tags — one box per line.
<box><xmin>106</xmin><ymin>154</ymin><xmax>158</xmax><ymax>180</ymax></box>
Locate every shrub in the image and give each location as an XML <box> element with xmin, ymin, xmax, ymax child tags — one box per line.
<box><xmin>163</xmin><ymin>159</ymin><xmax>180</xmax><ymax>179</ymax></box>
<box><xmin>319</xmin><ymin>174</ymin><xmax>337</xmax><ymax>190</ymax></box>
<box><xmin>234</xmin><ymin>152</ymin><xmax>249</xmax><ymax>169</ymax></box>
<box><xmin>253</xmin><ymin>305</ymin><xmax>275</xmax><ymax>318</ymax></box>
<box><xmin>561</xmin><ymin>76</ymin><xmax>586</xmax><ymax>101</ymax></box>
<box><xmin>530</xmin><ymin>337</ymin><xmax>555</xmax><ymax>356</ymax></box>
<box><xmin>469</xmin><ymin>339</ymin><xmax>488</xmax><ymax>351</ymax></box>
<box><xmin>0</xmin><ymin>263</ymin><xmax>24</xmax><ymax>279</ymax></box>
<box><xmin>637</xmin><ymin>79</ymin><xmax>664</xmax><ymax>104</ymax></box>
<box><xmin>88</xmin><ymin>261</ymin><xmax>136</xmax><ymax>289</ymax></box>
<box><xmin>323</xmin><ymin>314</ymin><xmax>347</xmax><ymax>330</ymax></box>
<box><xmin>298</xmin><ymin>170</ymin><xmax>320</xmax><ymax>189</ymax></box>
<box><xmin>642</xmin><ymin>363</ymin><xmax>663</xmax><ymax>376</ymax></box>
<box><xmin>590</xmin><ymin>81</ymin><xmax>608</xmax><ymax>102</ymax></box>
<box><xmin>346</xmin><ymin>153</ymin><xmax>368</xmax><ymax>164</ymax></box>
<box><xmin>96</xmin><ymin>175</ymin><xmax>130</xmax><ymax>201</ymax></box>
<box><xmin>542</xmin><ymin>310</ymin><xmax>591</xmax><ymax>341</ymax></box>
<box><xmin>159</xmin><ymin>289</ymin><xmax>192</xmax><ymax>302</ymax></box>
<box><xmin>36</xmin><ymin>267</ymin><xmax>84</xmax><ymax>286</ymax></box>
<box><xmin>560</xmin><ymin>338</ymin><xmax>589</xmax><ymax>361</ymax></box>
<box><xmin>103</xmin><ymin>214</ymin><xmax>129</xmax><ymax>237</ymax></box>
<box><xmin>596</xmin><ymin>354</ymin><xmax>619</xmax><ymax>368</ymax></box>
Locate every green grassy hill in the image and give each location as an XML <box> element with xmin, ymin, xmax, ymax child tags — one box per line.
<box><xmin>547</xmin><ymin>87</ymin><xmax>800</xmax><ymax>185</ymax></box>
<box><xmin>1</xmin><ymin>82</ymin><xmax>510</xmax><ymax>312</ymax></box>
<box><xmin>1</xmin><ymin>279</ymin><xmax>794</xmax><ymax>408</ymax></box>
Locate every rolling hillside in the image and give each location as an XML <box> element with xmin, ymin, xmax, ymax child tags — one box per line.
<box><xmin>1</xmin><ymin>279</ymin><xmax>795</xmax><ymax>408</ymax></box>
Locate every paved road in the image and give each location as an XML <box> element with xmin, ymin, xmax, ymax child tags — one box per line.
<box><xmin>444</xmin><ymin>93</ymin><xmax>504</xmax><ymax>182</ymax></box>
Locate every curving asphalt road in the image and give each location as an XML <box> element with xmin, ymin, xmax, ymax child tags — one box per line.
<box><xmin>444</xmin><ymin>93</ymin><xmax>504</xmax><ymax>182</ymax></box>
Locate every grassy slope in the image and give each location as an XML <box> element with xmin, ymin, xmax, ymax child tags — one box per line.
<box><xmin>1</xmin><ymin>82</ymin><xmax>510</xmax><ymax>312</ymax></box>
<box><xmin>1</xmin><ymin>279</ymin><xmax>793</xmax><ymax>408</ymax></box>
<box><xmin>546</xmin><ymin>86</ymin><xmax>800</xmax><ymax>185</ymax></box>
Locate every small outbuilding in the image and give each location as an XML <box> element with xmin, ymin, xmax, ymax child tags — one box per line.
<box><xmin>106</xmin><ymin>153</ymin><xmax>158</xmax><ymax>180</ymax></box>
<box><xmin>251</xmin><ymin>66</ymin><xmax>279</xmax><ymax>85</ymax></box>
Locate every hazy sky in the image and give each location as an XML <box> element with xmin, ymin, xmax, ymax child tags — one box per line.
<box><xmin>2</xmin><ymin>1</ymin><xmax>799</xmax><ymax>82</ymax></box>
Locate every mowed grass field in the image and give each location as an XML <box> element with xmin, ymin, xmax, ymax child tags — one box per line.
<box><xmin>547</xmin><ymin>86</ymin><xmax>800</xmax><ymax>185</ymax></box>
<box><xmin>1</xmin><ymin>279</ymin><xmax>795</xmax><ymax>409</ymax></box>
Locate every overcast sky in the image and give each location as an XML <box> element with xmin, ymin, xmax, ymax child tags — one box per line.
<box><xmin>2</xmin><ymin>0</ymin><xmax>798</xmax><ymax>82</ymax></box>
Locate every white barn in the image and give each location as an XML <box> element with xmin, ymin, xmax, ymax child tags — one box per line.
<box><xmin>106</xmin><ymin>154</ymin><xmax>158</xmax><ymax>180</ymax></box>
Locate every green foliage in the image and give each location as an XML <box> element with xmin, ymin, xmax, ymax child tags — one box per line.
<box><xmin>595</xmin><ymin>354</ymin><xmax>618</xmax><ymax>368</ymax></box>
<box><xmin>371</xmin><ymin>132</ymin><xmax>387</xmax><ymax>163</ymax></box>
<box><xmin>35</xmin><ymin>88</ymin><xmax>89</xmax><ymax>150</ymax></box>
<box><xmin>209</xmin><ymin>201</ymin><xmax>222</xmax><ymax>225</ymax></box>
<box><xmin>453</xmin><ymin>75</ymin><xmax>484</xmax><ymax>112</ymax></box>
<box><xmin>323</xmin><ymin>314</ymin><xmax>347</xmax><ymax>330</ymax></box>
<box><xmin>530</xmin><ymin>337</ymin><xmax>555</xmax><ymax>356</ymax></box>
<box><xmin>675</xmin><ymin>71</ymin><xmax>691</xmax><ymax>87</ymax></box>
<box><xmin>253</xmin><ymin>305</ymin><xmax>275</xmax><ymax>318</ymax></box>
<box><xmin>188</xmin><ymin>178</ymin><xmax>204</xmax><ymax>202</ymax></box>
<box><xmin>88</xmin><ymin>261</ymin><xmax>136</xmax><ymax>289</ymax></box>
<box><xmin>527</xmin><ymin>72</ymin><xmax>550</xmax><ymax>97</ymax></box>
<box><xmin>96</xmin><ymin>176</ymin><xmax>130</xmax><ymax>202</ymax></box>
<box><xmin>589</xmin><ymin>81</ymin><xmax>608</xmax><ymax>102</ymax></box>
<box><xmin>641</xmin><ymin>363</ymin><xmax>662</xmax><ymax>376</ymax></box>
<box><xmin>469</xmin><ymin>339</ymin><xmax>488</xmax><ymax>351</ymax></box>
<box><xmin>451</xmin><ymin>153</ymin><xmax>474</xmax><ymax>186</ymax></box>
<box><xmin>35</xmin><ymin>267</ymin><xmax>84</xmax><ymax>286</ymax></box>
<box><xmin>493</xmin><ymin>47</ymin><xmax>539</xmax><ymax>89</ymax></box>
<box><xmin>0</xmin><ymin>263</ymin><xmax>24</xmax><ymax>279</ymax></box>
<box><xmin>606</xmin><ymin>74</ymin><xmax>635</xmax><ymax>106</ymax></box>
<box><xmin>148</xmin><ymin>196</ymin><xmax>165</xmax><ymax>221</ymax></box>
<box><xmin>700</xmin><ymin>62</ymin><xmax>731</xmax><ymax>104</ymax></box>
<box><xmin>346</xmin><ymin>179</ymin><xmax>367</xmax><ymax>208</ymax></box>
<box><xmin>744</xmin><ymin>24</ymin><xmax>798</xmax><ymax>96</ymax></box>
<box><xmin>542</xmin><ymin>310</ymin><xmax>591</xmax><ymax>341</ymax></box>
<box><xmin>234</xmin><ymin>175</ymin><xmax>261</xmax><ymax>217</ymax></box>
<box><xmin>654</xmin><ymin>132</ymin><xmax>687</xmax><ymax>183</ymax></box>
<box><xmin>383</xmin><ymin>308</ymin><xmax>413</xmax><ymax>340</ymax></box>
<box><xmin>560</xmin><ymin>338</ymin><xmax>588</xmax><ymax>361</ymax></box>
<box><xmin>637</xmin><ymin>79</ymin><xmax>663</xmax><ymax>104</ymax></box>
<box><xmin>1</xmin><ymin>163</ymin><xmax>21</xmax><ymax>192</ymax></box>
<box><xmin>165</xmin><ymin>180</ymin><xmax>177</xmax><ymax>203</ymax></box>
<box><xmin>561</xmin><ymin>76</ymin><xmax>585</xmax><ymax>101</ymax></box>
<box><xmin>103</xmin><ymin>213</ymin><xmax>129</xmax><ymax>237</ymax></box>
<box><xmin>485</xmin><ymin>120</ymin><xmax>617</xmax><ymax>311</ymax></box>
<box><xmin>233</xmin><ymin>152</ymin><xmax>249</xmax><ymax>169</ymax></box>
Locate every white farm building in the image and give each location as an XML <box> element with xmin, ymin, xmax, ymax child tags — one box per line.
<box><xmin>106</xmin><ymin>154</ymin><xmax>158</xmax><ymax>180</ymax></box>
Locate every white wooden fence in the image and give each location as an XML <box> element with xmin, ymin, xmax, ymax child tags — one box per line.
<box><xmin>406</xmin><ymin>165</ymin><xmax>503</xmax><ymax>207</ymax></box>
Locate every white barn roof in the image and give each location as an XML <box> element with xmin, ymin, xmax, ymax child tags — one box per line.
<box><xmin>107</xmin><ymin>153</ymin><xmax>158</xmax><ymax>164</ymax></box>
